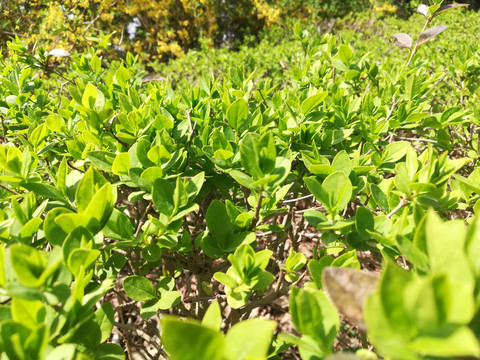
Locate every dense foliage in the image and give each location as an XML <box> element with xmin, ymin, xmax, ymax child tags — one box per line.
<box><xmin>1</xmin><ymin>1</ymin><xmax>480</xmax><ymax>359</ymax></box>
<box><xmin>0</xmin><ymin>0</ymin><xmax>435</xmax><ymax>60</ymax></box>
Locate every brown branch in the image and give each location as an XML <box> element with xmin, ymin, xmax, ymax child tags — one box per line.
<box><xmin>0</xmin><ymin>183</ymin><xmax>19</xmax><ymax>195</ymax></box>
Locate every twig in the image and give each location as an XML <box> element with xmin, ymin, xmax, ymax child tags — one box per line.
<box><xmin>0</xmin><ymin>115</ymin><xmax>7</xmax><ymax>143</ymax></box>
<box><xmin>249</xmin><ymin>191</ymin><xmax>264</xmax><ymax>230</ymax></box>
<box><xmin>396</xmin><ymin>136</ymin><xmax>437</xmax><ymax>143</ymax></box>
<box><xmin>256</xmin><ymin>89</ymin><xmax>269</xmax><ymax>108</ymax></box>
<box><xmin>106</xmin><ymin>115</ymin><xmax>130</xmax><ymax>149</ymax></box>
<box><xmin>387</xmin><ymin>198</ymin><xmax>408</xmax><ymax>218</ymax></box>
<box><xmin>114</xmin><ymin>301</ymin><xmax>137</xmax><ymax>311</ymax></box>
<box><xmin>114</xmin><ymin>322</ymin><xmax>162</xmax><ymax>352</ymax></box>
<box><xmin>186</xmin><ymin>109</ymin><xmax>197</xmax><ymax>147</ymax></box>
<box><xmin>282</xmin><ymin>194</ymin><xmax>314</xmax><ymax>204</ymax></box>
<box><xmin>67</xmin><ymin>161</ymin><xmax>85</xmax><ymax>173</ymax></box>
<box><xmin>238</xmin><ymin>284</ymin><xmax>289</xmax><ymax>317</ymax></box>
<box><xmin>407</xmin><ymin>19</ymin><xmax>430</xmax><ymax>66</ymax></box>
<box><xmin>0</xmin><ymin>183</ymin><xmax>20</xmax><ymax>195</ymax></box>
<box><xmin>134</xmin><ymin>201</ymin><xmax>153</xmax><ymax>238</ymax></box>
<box><xmin>0</xmin><ymin>30</ymin><xmax>26</xmax><ymax>38</ymax></box>
<box><xmin>183</xmin><ymin>295</ymin><xmax>224</xmax><ymax>303</ymax></box>
<box><xmin>421</xmin><ymin>72</ymin><xmax>447</xmax><ymax>99</ymax></box>
<box><xmin>385</xmin><ymin>95</ymin><xmax>400</xmax><ymax>122</ymax></box>
<box><xmin>292</xmin><ymin>270</ymin><xmax>308</xmax><ymax>286</ymax></box>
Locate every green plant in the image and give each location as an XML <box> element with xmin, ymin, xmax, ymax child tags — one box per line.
<box><xmin>0</xmin><ymin>2</ymin><xmax>478</xmax><ymax>359</ymax></box>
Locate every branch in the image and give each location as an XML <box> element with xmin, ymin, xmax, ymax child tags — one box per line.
<box><xmin>387</xmin><ymin>198</ymin><xmax>409</xmax><ymax>218</ymax></box>
<box><xmin>248</xmin><ymin>191</ymin><xmax>264</xmax><ymax>231</ymax></box>
<box><xmin>0</xmin><ymin>183</ymin><xmax>20</xmax><ymax>195</ymax></box>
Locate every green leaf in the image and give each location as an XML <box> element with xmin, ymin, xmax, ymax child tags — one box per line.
<box><xmin>22</xmin><ymin>182</ymin><xmax>67</xmax><ymax>203</ymax></box>
<box><xmin>103</xmin><ymin>208</ymin><xmax>134</xmax><ymax>241</ymax></box>
<box><xmin>67</xmin><ymin>248</ymin><xmax>100</xmax><ymax>276</ymax></box>
<box><xmin>285</xmin><ymin>249</ymin><xmax>307</xmax><ymax>272</ymax></box>
<box><xmin>45</xmin><ymin>344</ymin><xmax>76</xmax><ymax>360</ymax></box>
<box><xmin>82</xmin><ymin>83</ymin><xmax>105</xmax><ymax>112</ymax></box>
<box><xmin>206</xmin><ymin>200</ymin><xmax>233</xmax><ymax>250</ymax></box>
<box><xmin>371</xmin><ymin>184</ymin><xmax>390</xmax><ymax>212</ymax></box>
<box><xmin>57</xmin><ymin>157</ymin><xmax>67</xmax><ymax>194</ymax></box>
<box><xmin>75</xmin><ymin>167</ymin><xmax>108</xmax><ymax>213</ymax></box>
<box><xmin>87</xmin><ymin>151</ymin><xmax>116</xmax><ymax>172</ymax></box>
<box><xmin>227</xmin><ymin>98</ymin><xmax>249</xmax><ymax>131</ymax></box>
<box><xmin>240</xmin><ymin>133</ymin><xmax>263</xmax><ymax>179</ymax></box>
<box><xmin>152</xmin><ymin>179</ymin><xmax>175</xmax><ymax>217</ymax></box>
<box><xmin>123</xmin><ymin>275</ymin><xmax>157</xmax><ymax>301</ymax></box>
<box><xmin>157</xmin><ymin>291</ymin><xmax>181</xmax><ymax>310</ymax></box>
<box><xmin>202</xmin><ymin>301</ymin><xmax>222</xmax><ymax>331</ymax></box>
<box><xmin>45</xmin><ymin>114</ymin><xmax>66</xmax><ymax>132</ymax></box>
<box><xmin>5</xmin><ymin>145</ymin><xmax>23</xmax><ymax>175</ymax></box>
<box><xmin>114</xmin><ymin>65</ymin><xmax>130</xmax><ymax>88</ymax></box>
<box><xmin>290</xmin><ymin>287</ymin><xmax>339</xmax><ymax>354</ymax></box>
<box><xmin>332</xmin><ymin>150</ymin><xmax>352</xmax><ymax>175</ymax></box>
<box><xmin>11</xmin><ymin>298</ymin><xmax>45</xmax><ymax>329</ymax></box>
<box><xmin>147</xmin><ymin>145</ymin><xmax>171</xmax><ymax>166</ymax></box>
<box><xmin>95</xmin><ymin>343</ymin><xmax>126</xmax><ymax>360</ymax></box>
<box><xmin>355</xmin><ymin>207</ymin><xmax>374</xmax><ymax>240</ymax></box>
<box><xmin>229</xmin><ymin>170</ymin><xmax>256</xmax><ymax>189</ymax></box>
<box><xmin>29</xmin><ymin>123</ymin><xmax>50</xmax><ymax>148</ymax></box>
<box><xmin>425</xmin><ymin>212</ymin><xmax>474</xmax><ymax>323</ymax></box>
<box><xmin>305</xmin><ymin>172</ymin><xmax>352</xmax><ymax>216</ymax></box>
<box><xmin>374</xmin><ymin>260</ymin><xmax>412</xmax><ymax>334</ymax></box>
<box><xmin>112</xmin><ymin>152</ymin><xmax>130</xmax><ymax>175</ymax></box>
<box><xmin>224</xmin><ymin>319</ymin><xmax>276</xmax><ymax>360</ymax></box>
<box><xmin>10</xmin><ymin>244</ymin><xmax>46</xmax><ymax>287</ymax></box>
<box><xmin>409</xmin><ymin>326</ymin><xmax>480</xmax><ymax>357</ymax></box>
<box><xmin>336</xmin><ymin>44</ymin><xmax>353</xmax><ymax>64</ymax></box>
<box><xmin>214</xmin><ymin>272</ymin><xmax>238</xmax><ymax>289</ymax></box>
<box><xmin>44</xmin><ymin>207</ymin><xmax>72</xmax><ymax>246</ymax></box>
<box><xmin>95</xmin><ymin>302</ymin><xmax>115</xmax><ymax>343</ymax></box>
<box><xmin>161</xmin><ymin>317</ymin><xmax>224</xmax><ymax>360</ymax></box>
<box><xmin>308</xmin><ymin>257</ymin><xmax>333</xmax><ymax>289</ymax></box>
<box><xmin>82</xmin><ymin>182</ymin><xmax>115</xmax><ymax>232</ymax></box>
<box><xmin>301</xmin><ymin>91</ymin><xmax>328</xmax><ymax>116</ymax></box>
<box><xmin>140</xmin><ymin>298</ymin><xmax>161</xmax><ymax>319</ymax></box>
<box><xmin>382</xmin><ymin>141</ymin><xmax>409</xmax><ymax>163</ymax></box>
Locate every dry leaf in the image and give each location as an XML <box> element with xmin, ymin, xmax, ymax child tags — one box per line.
<box><xmin>325</xmin><ymin>353</ymin><xmax>362</xmax><ymax>360</ymax></box>
<box><xmin>433</xmin><ymin>3</ymin><xmax>469</xmax><ymax>18</ymax></box>
<box><xmin>142</xmin><ymin>73</ymin><xmax>166</xmax><ymax>83</ymax></box>
<box><xmin>417</xmin><ymin>4</ymin><xmax>428</xmax><ymax>18</ymax></box>
<box><xmin>418</xmin><ymin>25</ymin><xmax>448</xmax><ymax>47</ymax></box>
<box><xmin>322</xmin><ymin>267</ymin><xmax>379</xmax><ymax>332</ymax></box>
<box><xmin>48</xmin><ymin>49</ymin><xmax>70</xmax><ymax>57</ymax></box>
<box><xmin>391</xmin><ymin>33</ymin><xmax>413</xmax><ymax>50</ymax></box>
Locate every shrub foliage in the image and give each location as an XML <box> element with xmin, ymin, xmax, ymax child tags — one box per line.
<box><xmin>1</xmin><ymin>1</ymin><xmax>480</xmax><ymax>359</ymax></box>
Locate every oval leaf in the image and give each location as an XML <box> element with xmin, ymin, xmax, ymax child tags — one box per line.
<box><xmin>418</xmin><ymin>25</ymin><xmax>448</xmax><ymax>47</ymax></box>
<box><xmin>123</xmin><ymin>275</ymin><xmax>157</xmax><ymax>301</ymax></box>
<box><xmin>432</xmin><ymin>4</ymin><xmax>469</xmax><ymax>18</ymax></box>
<box><xmin>226</xmin><ymin>98</ymin><xmax>249</xmax><ymax>132</ymax></box>
<box><xmin>322</xmin><ymin>267</ymin><xmax>379</xmax><ymax>332</ymax></box>
<box><xmin>417</xmin><ymin>4</ymin><xmax>428</xmax><ymax>17</ymax></box>
<box><xmin>391</xmin><ymin>33</ymin><xmax>412</xmax><ymax>50</ymax></box>
<box><xmin>301</xmin><ymin>91</ymin><xmax>328</xmax><ymax>116</ymax></box>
